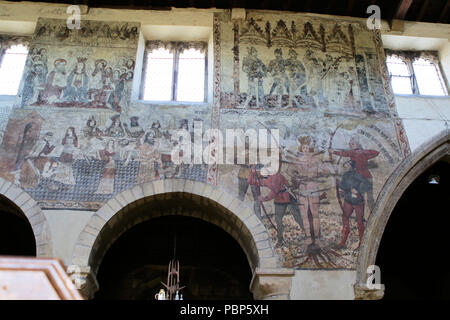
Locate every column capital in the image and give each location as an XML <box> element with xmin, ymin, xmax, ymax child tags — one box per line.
<box><xmin>67</xmin><ymin>265</ymin><xmax>99</xmax><ymax>299</ymax></box>
<box><xmin>353</xmin><ymin>283</ymin><xmax>385</xmax><ymax>300</ymax></box>
<box><xmin>250</xmin><ymin>268</ymin><xmax>295</xmax><ymax>300</ymax></box>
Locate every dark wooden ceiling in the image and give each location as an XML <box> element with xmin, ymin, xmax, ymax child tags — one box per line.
<box><xmin>7</xmin><ymin>0</ymin><xmax>450</xmax><ymax>24</ymax></box>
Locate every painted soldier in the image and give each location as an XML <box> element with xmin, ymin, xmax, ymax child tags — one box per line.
<box><xmin>336</xmin><ymin>160</ymin><xmax>371</xmax><ymax>249</ymax></box>
<box><xmin>329</xmin><ymin>135</ymin><xmax>379</xmax><ymax>213</ymax></box>
<box><xmin>285</xmin><ymin>49</ymin><xmax>307</xmax><ymax>108</ymax></box>
<box><xmin>242</xmin><ymin>46</ymin><xmax>267</xmax><ymax>108</ymax></box>
<box><xmin>304</xmin><ymin>50</ymin><xmax>326</xmax><ymax>108</ymax></box>
<box><xmin>268</xmin><ymin>48</ymin><xmax>289</xmax><ymax>108</ymax></box>
<box><xmin>248</xmin><ymin>165</ymin><xmax>304</xmax><ymax>247</ymax></box>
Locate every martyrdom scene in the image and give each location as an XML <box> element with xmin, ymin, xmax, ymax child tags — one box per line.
<box><xmin>216</xmin><ymin>13</ymin><xmax>409</xmax><ymax>270</ymax></box>
<box><xmin>218</xmin><ymin>115</ymin><xmax>404</xmax><ymax>269</ymax></box>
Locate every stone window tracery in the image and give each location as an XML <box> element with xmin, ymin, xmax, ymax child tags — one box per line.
<box><xmin>385</xmin><ymin>50</ymin><xmax>448</xmax><ymax>96</ymax></box>
<box><xmin>0</xmin><ymin>35</ymin><xmax>31</xmax><ymax>96</ymax></box>
<box><xmin>142</xmin><ymin>41</ymin><xmax>207</xmax><ymax>103</ymax></box>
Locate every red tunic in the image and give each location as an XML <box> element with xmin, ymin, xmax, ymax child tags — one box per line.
<box><xmin>248</xmin><ymin>171</ymin><xmax>290</xmax><ymax>204</ymax></box>
<box><xmin>333</xmin><ymin>148</ymin><xmax>379</xmax><ymax>179</ymax></box>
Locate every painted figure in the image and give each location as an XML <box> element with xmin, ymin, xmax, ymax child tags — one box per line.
<box><xmin>242</xmin><ymin>46</ymin><xmax>267</xmax><ymax>108</ymax></box>
<box><xmin>88</xmin><ymin>59</ymin><xmax>107</xmax><ymax>104</ymax></box>
<box><xmin>52</xmin><ymin>127</ymin><xmax>78</xmax><ymax>185</ymax></box>
<box><xmin>286</xmin><ymin>136</ymin><xmax>331</xmax><ymax>244</ymax></box>
<box><xmin>105</xmin><ymin>115</ymin><xmax>125</xmax><ymax>138</ymax></box>
<box><xmin>21</xmin><ymin>63</ymin><xmax>47</xmax><ymax>106</ymax></box>
<box><xmin>268</xmin><ymin>48</ymin><xmax>289</xmax><ymax>107</ymax></box>
<box><xmin>95</xmin><ymin>139</ymin><xmax>116</xmax><ymax>194</ymax></box>
<box><xmin>336</xmin><ymin>160</ymin><xmax>371</xmax><ymax>249</ymax></box>
<box><xmin>138</xmin><ymin>131</ymin><xmax>161</xmax><ymax>183</ymax></box>
<box><xmin>42</xmin><ymin>59</ymin><xmax>67</xmax><ymax>104</ymax></box>
<box><xmin>12</xmin><ymin>123</ymin><xmax>37</xmax><ymax>187</ymax></box>
<box><xmin>26</xmin><ymin>131</ymin><xmax>55</xmax><ymax>178</ymax></box>
<box><xmin>304</xmin><ymin>50</ymin><xmax>326</xmax><ymax>108</ymax></box>
<box><xmin>285</xmin><ymin>49</ymin><xmax>307</xmax><ymax>108</ymax></box>
<box><xmin>63</xmin><ymin>58</ymin><xmax>89</xmax><ymax>102</ymax></box>
<box><xmin>329</xmin><ymin>135</ymin><xmax>379</xmax><ymax>213</ymax></box>
<box><xmin>248</xmin><ymin>165</ymin><xmax>304</xmax><ymax>247</ymax></box>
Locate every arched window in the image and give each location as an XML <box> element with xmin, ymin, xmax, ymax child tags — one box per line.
<box><xmin>0</xmin><ymin>44</ymin><xmax>28</xmax><ymax>95</ymax></box>
<box><xmin>385</xmin><ymin>50</ymin><xmax>448</xmax><ymax>96</ymax></box>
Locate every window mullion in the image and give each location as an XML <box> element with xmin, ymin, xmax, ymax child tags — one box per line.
<box><xmin>172</xmin><ymin>49</ymin><xmax>180</xmax><ymax>101</ymax></box>
<box><xmin>406</xmin><ymin>58</ymin><xmax>419</xmax><ymax>95</ymax></box>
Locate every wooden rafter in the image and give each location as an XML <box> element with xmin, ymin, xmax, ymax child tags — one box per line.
<box><xmin>346</xmin><ymin>0</ymin><xmax>355</xmax><ymax>16</ymax></box>
<box><xmin>416</xmin><ymin>0</ymin><xmax>429</xmax><ymax>21</ymax></box>
<box><xmin>438</xmin><ymin>0</ymin><xmax>450</xmax><ymax>23</ymax></box>
<box><xmin>304</xmin><ymin>0</ymin><xmax>313</xmax><ymax>12</ymax></box>
<box><xmin>393</xmin><ymin>0</ymin><xmax>414</xmax><ymax>20</ymax></box>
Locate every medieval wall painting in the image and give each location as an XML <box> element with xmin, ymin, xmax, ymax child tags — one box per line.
<box><xmin>218</xmin><ymin>111</ymin><xmax>404</xmax><ymax>269</ymax></box>
<box><xmin>0</xmin><ymin>12</ymin><xmax>412</xmax><ymax>271</ymax></box>
<box><xmin>0</xmin><ymin>107</ymin><xmax>210</xmax><ymax>210</ymax></box>
<box><xmin>219</xmin><ymin>14</ymin><xmax>391</xmax><ymax>115</ymax></box>
<box><xmin>18</xmin><ymin>18</ymin><xmax>138</xmax><ymax>113</ymax></box>
<box><xmin>215</xmin><ymin>12</ymin><xmax>409</xmax><ymax>270</ymax></box>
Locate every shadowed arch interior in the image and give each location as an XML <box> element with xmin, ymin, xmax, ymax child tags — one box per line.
<box><xmin>95</xmin><ymin>215</ymin><xmax>253</xmax><ymax>300</ymax></box>
<box><xmin>87</xmin><ymin>192</ymin><xmax>263</xmax><ymax>280</ymax></box>
<box><xmin>376</xmin><ymin>159</ymin><xmax>450</xmax><ymax>299</ymax></box>
<box><xmin>355</xmin><ymin>134</ymin><xmax>449</xmax><ymax>294</ymax></box>
<box><xmin>0</xmin><ymin>194</ymin><xmax>36</xmax><ymax>256</ymax></box>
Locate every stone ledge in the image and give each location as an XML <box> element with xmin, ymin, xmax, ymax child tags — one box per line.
<box><xmin>353</xmin><ymin>284</ymin><xmax>385</xmax><ymax>300</ymax></box>
<box><xmin>250</xmin><ymin>267</ymin><xmax>295</xmax><ymax>300</ymax></box>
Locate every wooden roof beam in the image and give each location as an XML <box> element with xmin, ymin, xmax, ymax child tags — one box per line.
<box><xmin>438</xmin><ymin>0</ymin><xmax>449</xmax><ymax>23</ymax></box>
<box><xmin>393</xmin><ymin>0</ymin><xmax>413</xmax><ymax>20</ymax></box>
<box><xmin>416</xmin><ymin>0</ymin><xmax>429</xmax><ymax>21</ymax></box>
<box><xmin>346</xmin><ymin>0</ymin><xmax>355</xmax><ymax>16</ymax></box>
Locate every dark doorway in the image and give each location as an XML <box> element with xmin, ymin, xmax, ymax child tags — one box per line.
<box><xmin>376</xmin><ymin>159</ymin><xmax>450</xmax><ymax>299</ymax></box>
<box><xmin>95</xmin><ymin>215</ymin><xmax>253</xmax><ymax>300</ymax></box>
<box><xmin>0</xmin><ymin>195</ymin><xmax>36</xmax><ymax>256</ymax></box>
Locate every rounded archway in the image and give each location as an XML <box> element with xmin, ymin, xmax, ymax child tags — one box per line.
<box><xmin>375</xmin><ymin>159</ymin><xmax>450</xmax><ymax>299</ymax></box>
<box><xmin>95</xmin><ymin>215</ymin><xmax>253</xmax><ymax>300</ymax></box>
<box><xmin>355</xmin><ymin>133</ymin><xmax>449</xmax><ymax>298</ymax></box>
<box><xmin>0</xmin><ymin>194</ymin><xmax>36</xmax><ymax>256</ymax></box>
<box><xmin>0</xmin><ymin>177</ymin><xmax>53</xmax><ymax>257</ymax></box>
<box><xmin>72</xmin><ymin>180</ymin><xmax>278</xmax><ymax>298</ymax></box>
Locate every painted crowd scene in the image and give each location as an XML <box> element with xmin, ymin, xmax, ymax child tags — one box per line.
<box><xmin>20</xmin><ymin>48</ymin><xmax>135</xmax><ymax>112</ymax></box>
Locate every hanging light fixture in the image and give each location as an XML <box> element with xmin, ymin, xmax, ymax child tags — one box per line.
<box><xmin>155</xmin><ymin>226</ymin><xmax>185</xmax><ymax>300</ymax></box>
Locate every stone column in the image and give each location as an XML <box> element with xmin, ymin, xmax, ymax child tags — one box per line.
<box><xmin>250</xmin><ymin>268</ymin><xmax>295</xmax><ymax>300</ymax></box>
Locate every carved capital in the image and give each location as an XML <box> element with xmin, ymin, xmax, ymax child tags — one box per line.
<box><xmin>353</xmin><ymin>283</ymin><xmax>385</xmax><ymax>300</ymax></box>
<box><xmin>66</xmin><ymin>265</ymin><xmax>99</xmax><ymax>299</ymax></box>
<box><xmin>250</xmin><ymin>268</ymin><xmax>295</xmax><ymax>300</ymax></box>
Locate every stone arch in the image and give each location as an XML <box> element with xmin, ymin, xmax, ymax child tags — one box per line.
<box><xmin>72</xmin><ymin>179</ymin><xmax>279</xmax><ymax>297</ymax></box>
<box><xmin>0</xmin><ymin>177</ymin><xmax>53</xmax><ymax>257</ymax></box>
<box><xmin>355</xmin><ymin>131</ymin><xmax>449</xmax><ymax>299</ymax></box>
